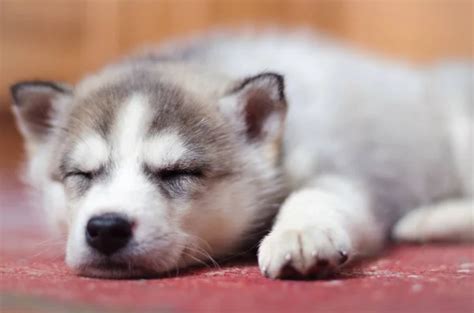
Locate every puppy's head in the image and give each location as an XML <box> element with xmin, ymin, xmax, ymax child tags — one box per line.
<box><xmin>11</xmin><ymin>64</ymin><xmax>287</xmax><ymax>278</ymax></box>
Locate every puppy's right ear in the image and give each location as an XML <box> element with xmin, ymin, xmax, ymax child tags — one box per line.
<box><xmin>11</xmin><ymin>81</ymin><xmax>73</xmax><ymax>149</ymax></box>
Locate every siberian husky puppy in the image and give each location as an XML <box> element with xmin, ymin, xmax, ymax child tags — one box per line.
<box><xmin>11</xmin><ymin>32</ymin><xmax>473</xmax><ymax>279</ymax></box>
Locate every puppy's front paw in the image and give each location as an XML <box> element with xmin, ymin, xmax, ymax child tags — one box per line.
<box><xmin>258</xmin><ymin>225</ymin><xmax>352</xmax><ymax>279</ymax></box>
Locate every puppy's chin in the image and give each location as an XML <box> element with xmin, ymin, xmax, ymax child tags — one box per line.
<box><xmin>72</xmin><ymin>260</ymin><xmax>169</xmax><ymax>279</ymax></box>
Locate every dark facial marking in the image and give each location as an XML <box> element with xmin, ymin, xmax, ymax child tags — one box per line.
<box><xmin>58</xmin><ymin>68</ymin><xmax>238</xmax><ymax>200</ymax></box>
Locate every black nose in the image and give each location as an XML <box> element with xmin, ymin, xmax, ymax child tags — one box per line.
<box><xmin>86</xmin><ymin>213</ymin><xmax>132</xmax><ymax>255</ymax></box>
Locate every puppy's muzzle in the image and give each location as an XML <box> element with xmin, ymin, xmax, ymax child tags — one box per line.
<box><xmin>86</xmin><ymin>213</ymin><xmax>132</xmax><ymax>255</ymax></box>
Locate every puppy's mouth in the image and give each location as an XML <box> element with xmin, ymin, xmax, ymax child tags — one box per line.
<box><xmin>68</xmin><ymin>237</ymin><xmax>185</xmax><ymax>279</ymax></box>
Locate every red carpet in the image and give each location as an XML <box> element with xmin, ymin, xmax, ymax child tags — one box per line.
<box><xmin>1</xmin><ymin>175</ymin><xmax>473</xmax><ymax>313</ymax></box>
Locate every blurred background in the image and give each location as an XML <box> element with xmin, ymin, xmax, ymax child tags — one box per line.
<box><xmin>0</xmin><ymin>0</ymin><xmax>472</xmax><ymax>172</ymax></box>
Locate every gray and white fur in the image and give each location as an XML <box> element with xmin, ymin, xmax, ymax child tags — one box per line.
<box><xmin>11</xmin><ymin>31</ymin><xmax>473</xmax><ymax>279</ymax></box>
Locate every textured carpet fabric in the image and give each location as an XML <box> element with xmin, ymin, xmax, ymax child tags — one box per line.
<box><xmin>1</xmin><ymin>177</ymin><xmax>473</xmax><ymax>313</ymax></box>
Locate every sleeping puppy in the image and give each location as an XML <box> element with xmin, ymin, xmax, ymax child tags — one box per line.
<box><xmin>11</xmin><ymin>32</ymin><xmax>473</xmax><ymax>279</ymax></box>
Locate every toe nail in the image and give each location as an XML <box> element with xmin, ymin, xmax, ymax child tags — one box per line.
<box><xmin>338</xmin><ymin>250</ymin><xmax>349</xmax><ymax>265</ymax></box>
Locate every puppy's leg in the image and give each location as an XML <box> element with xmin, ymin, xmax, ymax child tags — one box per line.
<box><xmin>393</xmin><ymin>199</ymin><xmax>474</xmax><ymax>242</ymax></box>
<box><xmin>258</xmin><ymin>174</ymin><xmax>384</xmax><ymax>279</ymax></box>
<box><xmin>391</xmin><ymin>104</ymin><xmax>472</xmax><ymax>242</ymax></box>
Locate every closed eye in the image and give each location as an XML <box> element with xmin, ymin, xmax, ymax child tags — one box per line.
<box><xmin>64</xmin><ymin>170</ymin><xmax>96</xmax><ymax>181</ymax></box>
<box><xmin>152</xmin><ymin>167</ymin><xmax>204</xmax><ymax>181</ymax></box>
<box><xmin>144</xmin><ymin>165</ymin><xmax>205</xmax><ymax>198</ymax></box>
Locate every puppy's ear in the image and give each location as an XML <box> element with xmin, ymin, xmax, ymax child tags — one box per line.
<box><xmin>220</xmin><ymin>72</ymin><xmax>287</xmax><ymax>142</ymax></box>
<box><xmin>11</xmin><ymin>81</ymin><xmax>73</xmax><ymax>148</ymax></box>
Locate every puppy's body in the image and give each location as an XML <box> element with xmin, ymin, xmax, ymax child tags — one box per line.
<box><xmin>12</xmin><ymin>32</ymin><xmax>473</xmax><ymax>279</ymax></box>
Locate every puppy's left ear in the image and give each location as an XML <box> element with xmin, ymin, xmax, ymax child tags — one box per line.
<box><xmin>11</xmin><ymin>80</ymin><xmax>73</xmax><ymax>150</ymax></box>
<box><xmin>220</xmin><ymin>72</ymin><xmax>287</xmax><ymax>142</ymax></box>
